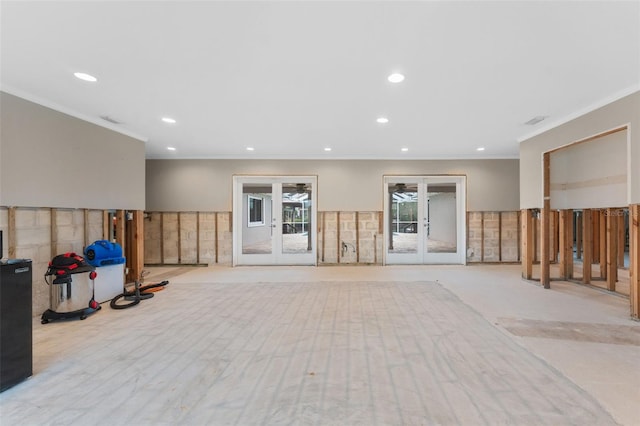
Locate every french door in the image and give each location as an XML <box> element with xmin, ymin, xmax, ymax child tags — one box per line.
<box><xmin>384</xmin><ymin>176</ymin><xmax>466</xmax><ymax>264</ymax></box>
<box><xmin>233</xmin><ymin>176</ymin><xmax>317</xmax><ymax>265</ymax></box>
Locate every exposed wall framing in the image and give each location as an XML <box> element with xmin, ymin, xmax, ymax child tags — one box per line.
<box><xmin>144</xmin><ymin>211</ymin><xmax>224</xmax><ymax>266</ymax></box>
<box><xmin>630</xmin><ymin>204</ymin><xmax>639</xmax><ymax>319</ymax></box>
<box><xmin>467</xmin><ymin>211</ymin><xmax>520</xmax><ymax>263</ymax></box>
<box><xmin>0</xmin><ymin>206</ymin><xmax>143</xmax><ymax>317</ymax></box>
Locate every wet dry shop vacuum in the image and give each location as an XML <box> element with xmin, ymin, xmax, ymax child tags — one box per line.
<box><xmin>41</xmin><ymin>253</ymin><xmax>100</xmax><ymax>324</ymax></box>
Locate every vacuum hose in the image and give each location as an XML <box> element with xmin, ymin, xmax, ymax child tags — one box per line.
<box><xmin>110</xmin><ymin>280</ymin><xmax>169</xmax><ymax>310</ymax></box>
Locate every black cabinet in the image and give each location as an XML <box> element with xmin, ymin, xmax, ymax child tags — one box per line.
<box><xmin>0</xmin><ymin>259</ymin><xmax>33</xmax><ymax>392</ymax></box>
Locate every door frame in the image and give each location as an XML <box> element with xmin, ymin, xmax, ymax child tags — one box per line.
<box><xmin>383</xmin><ymin>175</ymin><xmax>467</xmax><ymax>265</ymax></box>
<box><xmin>232</xmin><ymin>175</ymin><xmax>318</xmax><ymax>266</ymax></box>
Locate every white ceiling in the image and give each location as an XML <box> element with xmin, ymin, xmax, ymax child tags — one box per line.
<box><xmin>1</xmin><ymin>1</ymin><xmax>638</xmax><ymax>160</ymax></box>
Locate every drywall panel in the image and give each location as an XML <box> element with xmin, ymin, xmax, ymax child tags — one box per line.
<box><xmin>520</xmin><ymin>91</ymin><xmax>639</xmax><ymax>208</ymax></box>
<box><xmin>550</xmin><ymin>130</ymin><xmax>627</xmax><ymax>209</ymax></box>
<box><xmin>146</xmin><ymin>159</ymin><xmax>519</xmax><ymax>212</ymax></box>
<box><xmin>0</xmin><ymin>92</ymin><xmax>145</xmax><ymax>210</ymax></box>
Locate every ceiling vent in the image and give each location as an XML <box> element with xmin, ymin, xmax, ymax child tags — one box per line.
<box><xmin>100</xmin><ymin>115</ymin><xmax>122</xmax><ymax>125</ymax></box>
<box><xmin>524</xmin><ymin>116</ymin><xmax>547</xmax><ymax>125</ymax></box>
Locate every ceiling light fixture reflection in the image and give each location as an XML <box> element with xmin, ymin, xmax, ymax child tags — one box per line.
<box><xmin>324</xmin><ymin>147</ymin><xmax>332</xmax><ymax>152</ymax></box>
<box><xmin>74</xmin><ymin>72</ymin><xmax>97</xmax><ymax>82</ymax></box>
<box><xmin>376</xmin><ymin>117</ymin><xmax>389</xmax><ymax>124</ymax></box>
<box><xmin>387</xmin><ymin>73</ymin><xmax>405</xmax><ymax>83</ymax></box>
<box><xmin>401</xmin><ymin>147</ymin><xmax>409</xmax><ymax>152</ymax></box>
<box><xmin>246</xmin><ymin>147</ymin><xmax>255</xmax><ymax>151</ymax></box>
<box><xmin>162</xmin><ymin>117</ymin><xmax>177</xmax><ymax>124</ymax></box>
<box><xmin>167</xmin><ymin>147</ymin><xmax>176</xmax><ymax>151</ymax></box>
<box><xmin>476</xmin><ymin>147</ymin><xmax>485</xmax><ymax>151</ymax></box>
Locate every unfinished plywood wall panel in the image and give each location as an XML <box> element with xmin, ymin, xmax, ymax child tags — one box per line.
<box><xmin>162</xmin><ymin>213</ymin><xmax>179</xmax><ymax>264</ymax></box>
<box><xmin>321</xmin><ymin>212</ymin><xmax>339</xmax><ymax>263</ymax></box>
<box><xmin>85</xmin><ymin>210</ymin><xmax>104</xmax><ymax>245</ymax></box>
<box><xmin>317</xmin><ymin>211</ymin><xmax>383</xmax><ymax>265</ymax></box>
<box><xmin>357</xmin><ymin>212</ymin><xmax>380</xmax><ymax>264</ymax></box>
<box><xmin>467</xmin><ymin>211</ymin><xmax>520</xmax><ymax>263</ymax></box>
<box><xmin>501</xmin><ymin>212</ymin><xmax>519</xmax><ymax>262</ymax></box>
<box><xmin>53</xmin><ymin>209</ymin><xmax>85</xmax><ymax>255</ymax></box>
<box><xmin>466</xmin><ymin>212</ymin><xmax>483</xmax><ymax>262</ymax></box>
<box><xmin>15</xmin><ymin>208</ymin><xmax>53</xmax><ymax>316</ymax></box>
<box><xmin>216</xmin><ymin>212</ymin><xmax>233</xmax><ymax>265</ymax></box>
<box><xmin>144</xmin><ymin>212</ymin><xmax>163</xmax><ymax>264</ymax></box>
<box><xmin>199</xmin><ymin>212</ymin><xmax>217</xmax><ymax>264</ymax></box>
<box><xmin>339</xmin><ymin>212</ymin><xmax>358</xmax><ymax>264</ymax></box>
<box><xmin>179</xmin><ymin>212</ymin><xmax>198</xmax><ymax>264</ymax></box>
<box><xmin>144</xmin><ymin>211</ymin><xmax>221</xmax><ymax>265</ymax></box>
<box><xmin>482</xmin><ymin>212</ymin><xmax>500</xmax><ymax>262</ymax></box>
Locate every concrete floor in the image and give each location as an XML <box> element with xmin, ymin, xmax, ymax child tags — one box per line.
<box><xmin>1</xmin><ymin>265</ymin><xmax>638</xmax><ymax>425</ymax></box>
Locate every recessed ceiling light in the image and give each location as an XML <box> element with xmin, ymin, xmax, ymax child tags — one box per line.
<box><xmin>167</xmin><ymin>147</ymin><xmax>176</xmax><ymax>151</ymax></box>
<box><xmin>376</xmin><ymin>117</ymin><xmax>389</xmax><ymax>124</ymax></box>
<box><xmin>74</xmin><ymin>72</ymin><xmax>97</xmax><ymax>82</ymax></box>
<box><xmin>324</xmin><ymin>147</ymin><xmax>332</xmax><ymax>152</ymax></box>
<box><xmin>387</xmin><ymin>73</ymin><xmax>405</xmax><ymax>83</ymax></box>
<box><xmin>162</xmin><ymin>117</ymin><xmax>177</xmax><ymax>124</ymax></box>
<box><xmin>246</xmin><ymin>147</ymin><xmax>255</xmax><ymax>151</ymax></box>
<box><xmin>477</xmin><ymin>147</ymin><xmax>485</xmax><ymax>151</ymax></box>
<box><xmin>401</xmin><ymin>147</ymin><xmax>409</xmax><ymax>152</ymax></box>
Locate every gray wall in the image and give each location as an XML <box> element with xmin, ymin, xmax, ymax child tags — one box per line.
<box><xmin>0</xmin><ymin>92</ymin><xmax>146</xmax><ymax>210</ymax></box>
<box><xmin>146</xmin><ymin>159</ymin><xmax>520</xmax><ymax>212</ymax></box>
<box><xmin>520</xmin><ymin>91</ymin><xmax>639</xmax><ymax>209</ymax></box>
<box><xmin>550</xmin><ymin>130</ymin><xmax>627</xmax><ymax>209</ymax></box>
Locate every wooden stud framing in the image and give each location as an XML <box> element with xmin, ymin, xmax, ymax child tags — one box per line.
<box><xmin>50</xmin><ymin>208</ymin><xmax>58</xmax><ymax>258</ymax></box>
<box><xmin>521</xmin><ymin>209</ymin><xmax>534</xmax><ymax>280</ymax></box>
<box><xmin>618</xmin><ymin>213</ymin><xmax>626</xmax><ymax>266</ymax></box>
<box><xmin>8</xmin><ymin>207</ymin><xmax>16</xmax><ymax>259</ymax></box>
<box><xmin>630</xmin><ymin>204</ymin><xmax>639</xmax><ymax>319</ymax></box>
<box><xmin>128</xmin><ymin>210</ymin><xmax>144</xmax><ymax>282</ymax></box>
<box><xmin>582</xmin><ymin>209</ymin><xmax>593</xmax><ymax>283</ymax></box>
<box><xmin>576</xmin><ymin>212</ymin><xmax>582</xmax><ymax>260</ymax></box>
<box><xmin>517</xmin><ymin>211</ymin><xmax>521</xmax><ymax>261</ymax></box>
<box><xmin>115</xmin><ymin>210</ymin><xmax>126</xmax><ymax>255</ymax></box>
<box><xmin>214</xmin><ymin>212</ymin><xmax>219</xmax><ymax>264</ymax></box>
<box><xmin>103</xmin><ymin>210</ymin><xmax>109</xmax><ymax>240</ymax></box>
<box><xmin>321</xmin><ymin>212</ymin><xmax>326</xmax><ymax>263</ymax></box>
<box><xmin>83</xmin><ymin>209</ymin><xmax>90</xmax><ymax>246</ymax></box>
<box><xmin>541</xmin><ymin>152</ymin><xmax>550</xmax><ymax>288</ymax></box>
<box><xmin>337</xmin><ymin>212</ymin><xmax>341</xmax><ymax>264</ymax></box>
<box><xmin>177</xmin><ymin>212</ymin><xmax>182</xmax><ymax>264</ymax></box>
<box><xmin>533</xmin><ymin>214</ymin><xmax>538</xmax><ymax>262</ymax></box>
<box><xmin>592</xmin><ymin>210</ymin><xmax>600</xmax><ymax>264</ymax></box>
<box><xmin>466</xmin><ymin>212</ymin><xmax>470</xmax><ymax>260</ymax></box>
<box><xmin>599</xmin><ymin>211</ymin><xmax>607</xmax><ymax>279</ymax></box>
<box><xmin>480</xmin><ymin>212</ymin><xmax>485</xmax><ymax>263</ymax></box>
<box><xmin>606</xmin><ymin>208</ymin><xmax>618</xmax><ymax>291</ymax></box>
<box><xmin>160</xmin><ymin>213</ymin><xmax>165</xmax><ymax>264</ymax></box>
<box><xmin>196</xmin><ymin>212</ymin><xmax>201</xmax><ymax>265</ymax></box>
<box><xmin>559</xmin><ymin>209</ymin><xmax>574</xmax><ymax>280</ymax></box>
<box><xmin>498</xmin><ymin>212</ymin><xmax>503</xmax><ymax>262</ymax></box>
<box><xmin>553</xmin><ymin>210</ymin><xmax>560</xmax><ymax>262</ymax></box>
<box><xmin>355</xmin><ymin>211</ymin><xmax>360</xmax><ymax>263</ymax></box>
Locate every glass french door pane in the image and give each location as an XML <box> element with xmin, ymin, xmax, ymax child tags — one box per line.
<box><xmin>242</xmin><ymin>183</ymin><xmax>273</xmax><ymax>254</ymax></box>
<box><xmin>388</xmin><ymin>182</ymin><xmax>418</xmax><ymax>253</ymax></box>
<box><xmin>281</xmin><ymin>183</ymin><xmax>312</xmax><ymax>254</ymax></box>
<box><xmin>426</xmin><ymin>182</ymin><xmax>457</xmax><ymax>253</ymax></box>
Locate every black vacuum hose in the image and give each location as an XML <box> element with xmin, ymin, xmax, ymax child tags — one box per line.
<box><xmin>110</xmin><ymin>280</ymin><xmax>169</xmax><ymax>310</ymax></box>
